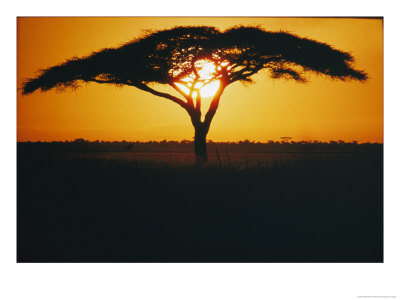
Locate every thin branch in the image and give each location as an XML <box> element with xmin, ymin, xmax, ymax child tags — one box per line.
<box><xmin>189</xmin><ymin>75</ymin><xmax>200</xmax><ymax>98</ymax></box>
<box><xmin>203</xmin><ymin>81</ymin><xmax>227</xmax><ymax>128</ymax></box>
<box><xmin>229</xmin><ymin>62</ymin><xmax>264</xmax><ymax>84</ymax></box>
<box><xmin>86</xmin><ymin>77</ymin><xmax>189</xmax><ymax>110</ymax></box>
<box><xmin>169</xmin><ymin>82</ymin><xmax>194</xmax><ymax>108</ymax></box>
<box><xmin>131</xmin><ymin>81</ymin><xmax>190</xmax><ymax>110</ymax></box>
<box><xmin>195</xmin><ymin>93</ymin><xmax>201</xmax><ymax>112</ymax></box>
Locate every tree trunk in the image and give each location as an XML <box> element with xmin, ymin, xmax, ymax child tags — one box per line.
<box><xmin>194</xmin><ymin>124</ymin><xmax>208</xmax><ymax>164</ymax></box>
<box><xmin>188</xmin><ymin>82</ymin><xmax>226</xmax><ymax>164</ymax></box>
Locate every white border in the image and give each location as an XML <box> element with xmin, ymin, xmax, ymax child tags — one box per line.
<box><xmin>2</xmin><ymin>1</ymin><xmax>399</xmax><ymax>300</ymax></box>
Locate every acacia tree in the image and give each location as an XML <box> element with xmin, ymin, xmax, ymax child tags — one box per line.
<box><xmin>22</xmin><ymin>26</ymin><xmax>367</xmax><ymax>162</ymax></box>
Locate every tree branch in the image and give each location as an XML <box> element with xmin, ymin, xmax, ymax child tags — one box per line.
<box><xmin>203</xmin><ymin>81</ymin><xmax>227</xmax><ymax>129</ymax></box>
<box><xmin>86</xmin><ymin>77</ymin><xmax>189</xmax><ymax>110</ymax></box>
<box><xmin>229</xmin><ymin>62</ymin><xmax>264</xmax><ymax>84</ymax></box>
<box><xmin>131</xmin><ymin>81</ymin><xmax>192</xmax><ymax>111</ymax></box>
<box><xmin>169</xmin><ymin>82</ymin><xmax>194</xmax><ymax>107</ymax></box>
<box><xmin>195</xmin><ymin>93</ymin><xmax>201</xmax><ymax>112</ymax></box>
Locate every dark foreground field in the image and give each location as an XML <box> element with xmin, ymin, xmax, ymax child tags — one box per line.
<box><xmin>17</xmin><ymin>142</ymin><xmax>383</xmax><ymax>262</ymax></box>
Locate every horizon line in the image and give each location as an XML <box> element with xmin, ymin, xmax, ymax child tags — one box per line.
<box><xmin>17</xmin><ymin>139</ymin><xmax>383</xmax><ymax>144</ymax></box>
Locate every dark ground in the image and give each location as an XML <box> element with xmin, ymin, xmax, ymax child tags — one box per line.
<box><xmin>17</xmin><ymin>141</ymin><xmax>383</xmax><ymax>262</ymax></box>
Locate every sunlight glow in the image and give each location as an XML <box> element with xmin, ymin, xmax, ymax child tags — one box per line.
<box><xmin>174</xmin><ymin>59</ymin><xmax>225</xmax><ymax>99</ymax></box>
<box><xmin>199</xmin><ymin>80</ymin><xmax>220</xmax><ymax>98</ymax></box>
<box><xmin>195</xmin><ymin>59</ymin><xmax>217</xmax><ymax>80</ymax></box>
<box><xmin>175</xmin><ymin>80</ymin><xmax>221</xmax><ymax>99</ymax></box>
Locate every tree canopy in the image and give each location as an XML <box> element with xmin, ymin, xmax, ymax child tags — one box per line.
<box><xmin>22</xmin><ymin>25</ymin><xmax>367</xmax><ymax>100</ymax></box>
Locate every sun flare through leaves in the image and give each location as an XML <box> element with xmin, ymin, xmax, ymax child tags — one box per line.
<box><xmin>173</xmin><ymin>59</ymin><xmax>230</xmax><ymax>99</ymax></box>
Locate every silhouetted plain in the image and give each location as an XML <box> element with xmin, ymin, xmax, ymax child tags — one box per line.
<box><xmin>17</xmin><ymin>141</ymin><xmax>382</xmax><ymax>262</ymax></box>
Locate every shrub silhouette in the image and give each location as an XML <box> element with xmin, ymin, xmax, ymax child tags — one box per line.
<box><xmin>22</xmin><ymin>26</ymin><xmax>367</xmax><ymax>162</ymax></box>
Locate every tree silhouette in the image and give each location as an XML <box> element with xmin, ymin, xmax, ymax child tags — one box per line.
<box><xmin>22</xmin><ymin>26</ymin><xmax>367</xmax><ymax>163</ymax></box>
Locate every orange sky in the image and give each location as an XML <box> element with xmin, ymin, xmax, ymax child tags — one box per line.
<box><xmin>17</xmin><ymin>17</ymin><xmax>383</xmax><ymax>143</ymax></box>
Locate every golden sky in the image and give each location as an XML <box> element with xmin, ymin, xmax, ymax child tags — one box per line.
<box><xmin>17</xmin><ymin>17</ymin><xmax>383</xmax><ymax>142</ymax></box>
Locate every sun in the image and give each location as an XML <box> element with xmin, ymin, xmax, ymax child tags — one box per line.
<box><xmin>174</xmin><ymin>59</ymin><xmax>223</xmax><ymax>99</ymax></box>
<box><xmin>175</xmin><ymin>79</ymin><xmax>221</xmax><ymax>99</ymax></box>
<box><xmin>199</xmin><ymin>80</ymin><xmax>220</xmax><ymax>98</ymax></box>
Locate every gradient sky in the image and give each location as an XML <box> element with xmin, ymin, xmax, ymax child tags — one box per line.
<box><xmin>17</xmin><ymin>17</ymin><xmax>383</xmax><ymax>142</ymax></box>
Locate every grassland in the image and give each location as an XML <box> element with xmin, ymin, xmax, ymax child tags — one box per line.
<box><xmin>17</xmin><ymin>141</ymin><xmax>383</xmax><ymax>262</ymax></box>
